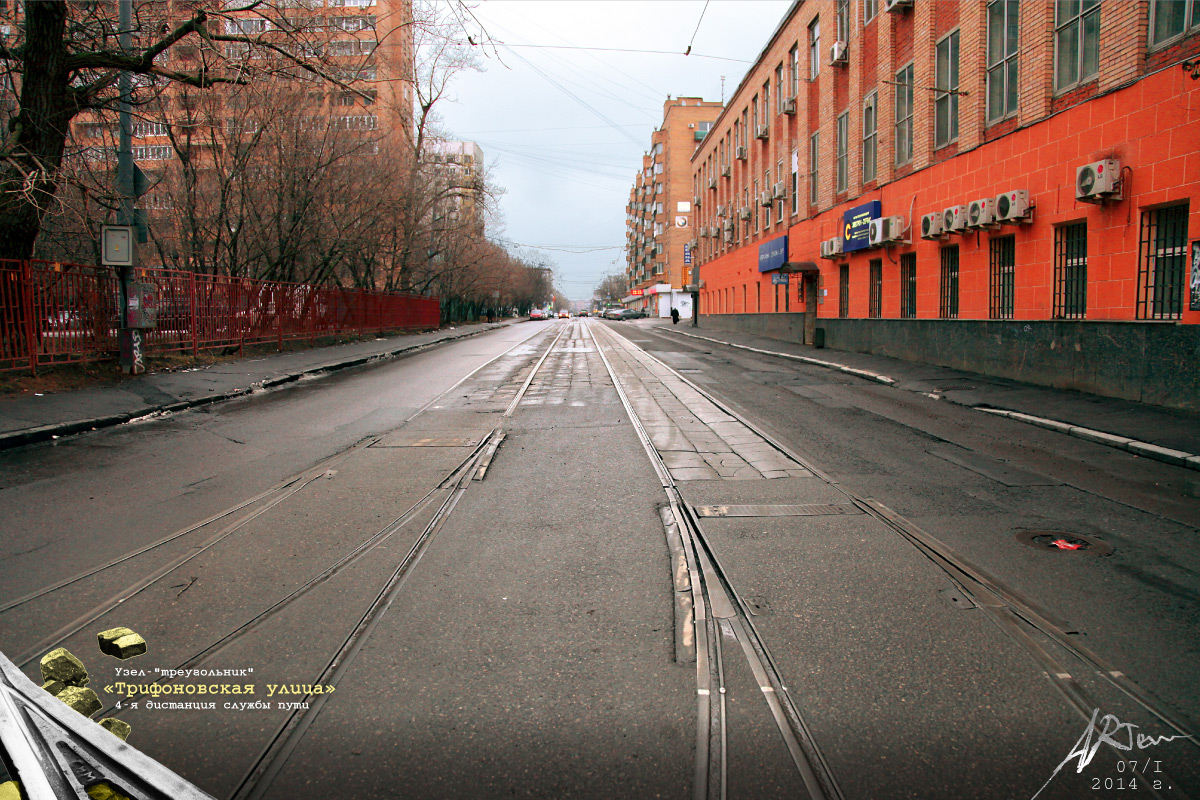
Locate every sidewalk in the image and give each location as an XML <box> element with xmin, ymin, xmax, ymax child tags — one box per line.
<box><xmin>0</xmin><ymin>320</ymin><xmax>521</xmax><ymax>451</ymax></box>
<box><xmin>647</xmin><ymin>319</ymin><xmax>1200</xmax><ymax>471</ymax></box>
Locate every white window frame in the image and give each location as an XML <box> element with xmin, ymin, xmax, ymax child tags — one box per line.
<box><xmin>1150</xmin><ymin>0</ymin><xmax>1200</xmax><ymax>48</ymax></box>
<box><xmin>809</xmin><ymin>18</ymin><xmax>821</xmax><ymax>80</ymax></box>
<box><xmin>935</xmin><ymin>30</ymin><xmax>960</xmax><ymax>149</ymax></box>
<box><xmin>836</xmin><ymin>111</ymin><xmax>849</xmax><ymax>194</ymax></box>
<box><xmin>894</xmin><ymin>63</ymin><xmax>914</xmax><ymax>166</ymax></box>
<box><xmin>809</xmin><ymin>132</ymin><xmax>820</xmax><ymax>205</ymax></box>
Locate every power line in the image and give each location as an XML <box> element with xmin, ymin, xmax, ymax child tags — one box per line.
<box><xmin>685</xmin><ymin>0</ymin><xmax>711</xmax><ymax>56</ymax></box>
<box><xmin>499</xmin><ymin>43</ymin><xmax>751</xmax><ymax>64</ymax></box>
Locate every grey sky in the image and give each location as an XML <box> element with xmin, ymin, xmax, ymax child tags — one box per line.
<box><xmin>436</xmin><ymin>0</ymin><xmax>792</xmax><ymax>302</ymax></box>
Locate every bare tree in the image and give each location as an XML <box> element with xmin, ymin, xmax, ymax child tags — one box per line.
<box><xmin>0</xmin><ymin>0</ymin><xmax>387</xmax><ymax>260</ymax></box>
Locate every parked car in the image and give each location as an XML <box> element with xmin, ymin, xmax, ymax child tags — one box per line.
<box><xmin>616</xmin><ymin>308</ymin><xmax>647</xmax><ymax>320</ymax></box>
<box><xmin>529</xmin><ymin>308</ymin><xmax>547</xmax><ymax>320</ymax></box>
<box><xmin>602</xmin><ymin>308</ymin><xmax>623</xmax><ymax>319</ymax></box>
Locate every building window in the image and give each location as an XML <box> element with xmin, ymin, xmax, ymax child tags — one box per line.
<box><xmin>1151</xmin><ymin>0</ymin><xmax>1200</xmax><ymax>47</ymax></box>
<box><xmin>989</xmin><ymin>235</ymin><xmax>1016</xmax><ymax>319</ymax></box>
<box><xmin>775</xmin><ymin>64</ymin><xmax>785</xmax><ymax>113</ymax></box>
<box><xmin>762</xmin><ymin>81</ymin><xmax>770</xmax><ymax>126</ymax></box>
<box><xmin>132</xmin><ymin>145</ymin><xmax>171</xmax><ymax>160</ymax></box>
<box><xmin>789</xmin><ymin>45</ymin><xmax>800</xmax><ymax>96</ymax></box>
<box><xmin>869</xmin><ymin>259</ymin><xmax>882</xmax><ymax>318</ymax></box>
<box><xmin>940</xmin><ymin>245</ymin><xmax>959</xmax><ymax>318</ymax></box>
<box><xmin>1055</xmin><ymin>0</ymin><xmax>1100</xmax><ymax>92</ymax></box>
<box><xmin>836</xmin><ymin>0</ymin><xmax>850</xmax><ymax>43</ymax></box>
<box><xmin>935</xmin><ymin>30</ymin><xmax>959</xmax><ymax>148</ymax></box>
<box><xmin>791</xmin><ymin>149</ymin><xmax>799</xmax><ymax>215</ymax></box>
<box><xmin>809</xmin><ymin>132</ymin><xmax>820</xmax><ymax>205</ymax></box>
<box><xmin>839</xmin><ymin>264</ymin><xmax>850</xmax><ymax>317</ymax></box>
<box><xmin>894</xmin><ymin>63</ymin><xmax>914</xmax><ymax>165</ymax></box>
<box><xmin>864</xmin><ymin>0</ymin><xmax>878</xmax><ymax>24</ymax></box>
<box><xmin>836</xmin><ymin>112</ymin><xmax>849</xmax><ymax>193</ymax></box>
<box><xmin>132</xmin><ymin>121</ymin><xmax>169</xmax><ymax>138</ymax></box>
<box><xmin>809</xmin><ymin>18</ymin><xmax>821</xmax><ymax>80</ymax></box>
<box><xmin>1137</xmin><ymin>203</ymin><xmax>1189</xmax><ymax>320</ymax></box>
<box><xmin>900</xmin><ymin>253</ymin><xmax>917</xmax><ymax>318</ymax></box>
<box><xmin>754</xmin><ymin>179</ymin><xmax>760</xmax><ymax>231</ymax></box>
<box><xmin>1054</xmin><ymin>222</ymin><xmax>1088</xmax><ymax>319</ymax></box>
<box><xmin>862</xmin><ymin>92</ymin><xmax>877</xmax><ymax>183</ymax></box>
<box><xmin>987</xmin><ymin>0</ymin><xmax>1020</xmax><ymax>123</ymax></box>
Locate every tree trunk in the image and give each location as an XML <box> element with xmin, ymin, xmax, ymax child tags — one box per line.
<box><xmin>0</xmin><ymin>2</ymin><xmax>75</xmax><ymax>260</ymax></box>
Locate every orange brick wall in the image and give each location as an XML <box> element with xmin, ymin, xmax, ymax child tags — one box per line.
<box><xmin>693</xmin><ymin>0</ymin><xmax>1200</xmax><ymax>325</ymax></box>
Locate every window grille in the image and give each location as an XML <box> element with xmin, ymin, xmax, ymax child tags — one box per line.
<box><xmin>989</xmin><ymin>235</ymin><xmax>1015</xmax><ymax>319</ymax></box>
<box><xmin>1137</xmin><ymin>204</ymin><xmax>1188</xmax><ymax>320</ymax></box>
<box><xmin>900</xmin><ymin>253</ymin><xmax>917</xmax><ymax>318</ymax></box>
<box><xmin>940</xmin><ymin>245</ymin><xmax>959</xmax><ymax>318</ymax></box>
<box><xmin>839</xmin><ymin>264</ymin><xmax>850</xmax><ymax>317</ymax></box>
<box><xmin>1053</xmin><ymin>223</ymin><xmax>1087</xmax><ymax>318</ymax></box>
<box><xmin>869</xmin><ymin>259</ymin><xmax>882</xmax><ymax>318</ymax></box>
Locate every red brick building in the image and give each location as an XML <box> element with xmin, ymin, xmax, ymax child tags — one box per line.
<box><xmin>690</xmin><ymin>0</ymin><xmax>1200</xmax><ymax>410</ymax></box>
<box><xmin>626</xmin><ymin>97</ymin><xmax>723</xmax><ymax>317</ymax></box>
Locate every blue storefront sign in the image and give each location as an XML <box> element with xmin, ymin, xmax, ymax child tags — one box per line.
<box><xmin>771</xmin><ymin>272</ymin><xmax>789</xmax><ymax>285</ymax></box>
<box><xmin>842</xmin><ymin>200</ymin><xmax>881</xmax><ymax>253</ymax></box>
<box><xmin>758</xmin><ymin>235</ymin><xmax>788</xmax><ymax>272</ymax></box>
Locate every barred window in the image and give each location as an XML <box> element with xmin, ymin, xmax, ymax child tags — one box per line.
<box><xmin>989</xmin><ymin>235</ymin><xmax>1016</xmax><ymax>319</ymax></box>
<box><xmin>900</xmin><ymin>253</ymin><xmax>917</xmax><ymax>318</ymax></box>
<box><xmin>1137</xmin><ymin>204</ymin><xmax>1189</xmax><ymax>320</ymax></box>
<box><xmin>839</xmin><ymin>264</ymin><xmax>850</xmax><ymax>317</ymax></box>
<box><xmin>1054</xmin><ymin>223</ymin><xmax>1087</xmax><ymax>318</ymax></box>
<box><xmin>940</xmin><ymin>245</ymin><xmax>959</xmax><ymax>318</ymax></box>
<box><xmin>869</xmin><ymin>259</ymin><xmax>882</xmax><ymax>318</ymax></box>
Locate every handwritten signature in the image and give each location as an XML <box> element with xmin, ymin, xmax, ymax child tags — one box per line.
<box><xmin>1031</xmin><ymin>708</ymin><xmax>1193</xmax><ymax>799</ymax></box>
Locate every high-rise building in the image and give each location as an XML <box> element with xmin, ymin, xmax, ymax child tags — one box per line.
<box><xmin>625</xmin><ymin>97</ymin><xmax>722</xmax><ymax>318</ymax></box>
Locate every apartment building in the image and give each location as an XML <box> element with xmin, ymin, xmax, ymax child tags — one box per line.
<box><xmin>431</xmin><ymin>141</ymin><xmax>485</xmax><ymax>230</ymax></box>
<box><xmin>626</xmin><ymin>97</ymin><xmax>723</xmax><ymax>317</ymax></box>
<box><xmin>690</xmin><ymin>0</ymin><xmax>1200</xmax><ymax>410</ymax></box>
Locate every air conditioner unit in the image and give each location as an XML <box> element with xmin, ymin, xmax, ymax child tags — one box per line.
<box><xmin>723</xmin><ymin>232</ymin><xmax>734</xmax><ymax>243</ymax></box>
<box><xmin>772</xmin><ymin>181</ymin><xmax>786</xmax><ymax>200</ymax></box>
<box><xmin>920</xmin><ymin>212</ymin><xmax>945</xmax><ymax>240</ymax></box>
<box><xmin>738</xmin><ymin>207</ymin><xmax>752</xmax><ymax>220</ymax></box>
<box><xmin>783</xmin><ymin>97</ymin><xmax>797</xmax><ymax>115</ymax></box>
<box><xmin>942</xmin><ymin>204</ymin><xmax>968</xmax><ymax>233</ymax></box>
<box><xmin>1076</xmin><ymin>159</ymin><xmax>1121</xmax><ymax>203</ymax></box>
<box><xmin>820</xmin><ymin>238</ymin><xmax>844</xmax><ymax>259</ymax></box>
<box><xmin>755</xmin><ymin>125</ymin><xmax>770</xmax><ymax>140</ymax></box>
<box><xmin>735</xmin><ymin>146</ymin><xmax>748</xmax><ymax>160</ymax></box>
<box><xmin>707</xmin><ymin>177</ymin><xmax>717</xmax><ymax>190</ymax></box>
<box><xmin>885</xmin><ymin>0</ymin><xmax>912</xmax><ymax>10</ymax></box>
<box><xmin>868</xmin><ymin>215</ymin><xmax>906</xmax><ymax>246</ymax></box>
<box><xmin>716</xmin><ymin>204</ymin><xmax>727</xmax><ymax>217</ymax></box>
<box><xmin>722</xmin><ymin>219</ymin><xmax>734</xmax><ymax>231</ymax></box>
<box><xmin>759</xmin><ymin>192</ymin><xmax>773</xmax><ymax>207</ymax></box>
<box><xmin>966</xmin><ymin>198</ymin><xmax>998</xmax><ymax>229</ymax></box>
<box><xmin>995</xmin><ymin>190</ymin><xmax>1031</xmax><ymax>222</ymax></box>
<box><xmin>693</xmin><ymin>195</ymin><xmax>702</xmax><ymax>207</ymax></box>
<box><xmin>721</xmin><ymin>165</ymin><xmax>731</xmax><ymax>177</ymax></box>
<box><xmin>830</xmin><ymin>41</ymin><xmax>848</xmax><ymax>65</ymax></box>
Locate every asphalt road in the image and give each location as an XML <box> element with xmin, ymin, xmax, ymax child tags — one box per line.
<box><xmin>1</xmin><ymin>318</ymin><xmax>1196</xmax><ymax>800</ymax></box>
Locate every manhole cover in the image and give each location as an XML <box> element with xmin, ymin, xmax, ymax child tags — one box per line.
<box><xmin>1015</xmin><ymin>530</ymin><xmax>1114</xmax><ymax>556</ymax></box>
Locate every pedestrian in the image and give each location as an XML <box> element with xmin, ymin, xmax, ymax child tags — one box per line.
<box><xmin>670</xmin><ymin>306</ymin><xmax>680</xmax><ymax>325</ymax></box>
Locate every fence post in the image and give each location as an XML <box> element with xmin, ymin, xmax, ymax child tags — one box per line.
<box><xmin>276</xmin><ymin>285</ymin><xmax>283</xmax><ymax>352</ymax></box>
<box><xmin>189</xmin><ymin>271</ymin><xmax>198</xmax><ymax>356</ymax></box>
<box><xmin>22</xmin><ymin>261</ymin><xmax>37</xmax><ymax>376</ymax></box>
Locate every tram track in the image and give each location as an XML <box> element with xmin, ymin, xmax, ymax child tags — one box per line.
<box><xmin>593</xmin><ymin>320</ymin><xmax>1198</xmax><ymax>800</ymax></box>
<box><xmin>0</xmin><ymin>322</ymin><xmax>570</xmax><ymax>798</ymax></box>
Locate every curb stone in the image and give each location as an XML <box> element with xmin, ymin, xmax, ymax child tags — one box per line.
<box><xmin>661</xmin><ymin>327</ymin><xmax>1199</xmax><ymax>473</ymax></box>
<box><xmin>0</xmin><ymin>322</ymin><xmax>516</xmax><ymax>452</ymax></box>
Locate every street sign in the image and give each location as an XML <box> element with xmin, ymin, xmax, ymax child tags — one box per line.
<box><xmin>771</xmin><ymin>272</ymin><xmax>789</xmax><ymax>285</ymax></box>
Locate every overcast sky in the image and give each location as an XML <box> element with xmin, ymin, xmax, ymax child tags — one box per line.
<box><xmin>434</xmin><ymin>0</ymin><xmax>793</xmax><ymax>303</ymax></box>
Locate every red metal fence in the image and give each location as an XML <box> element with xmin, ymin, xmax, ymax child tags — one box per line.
<box><xmin>0</xmin><ymin>260</ymin><xmax>441</xmax><ymax>375</ymax></box>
